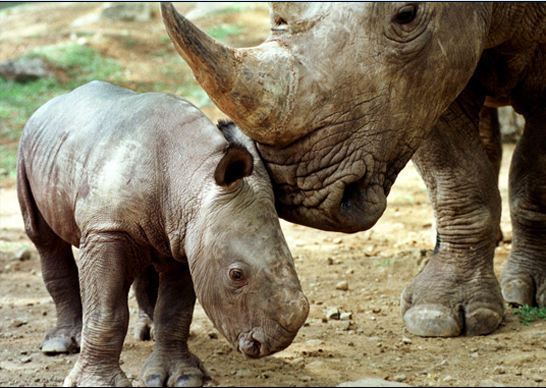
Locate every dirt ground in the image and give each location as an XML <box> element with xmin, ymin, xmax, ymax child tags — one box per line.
<box><xmin>1</xmin><ymin>3</ymin><xmax>545</xmax><ymax>388</ymax></box>
<box><xmin>1</xmin><ymin>144</ymin><xmax>546</xmax><ymax>387</ymax></box>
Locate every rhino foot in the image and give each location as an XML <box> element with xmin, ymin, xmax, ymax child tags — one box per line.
<box><xmin>401</xmin><ymin>259</ymin><xmax>504</xmax><ymax>337</ymax></box>
<box><xmin>64</xmin><ymin>360</ymin><xmax>131</xmax><ymax>387</ymax></box>
<box><xmin>142</xmin><ymin>350</ymin><xmax>210</xmax><ymax>387</ymax></box>
<box><xmin>501</xmin><ymin>256</ymin><xmax>546</xmax><ymax>307</ymax></box>
<box><xmin>41</xmin><ymin>325</ymin><xmax>81</xmax><ymax>355</ymax></box>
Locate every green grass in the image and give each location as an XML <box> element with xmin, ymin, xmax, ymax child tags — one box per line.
<box><xmin>513</xmin><ymin>305</ymin><xmax>546</xmax><ymax>326</ymax></box>
<box><xmin>206</xmin><ymin>24</ymin><xmax>243</xmax><ymax>42</ymax></box>
<box><xmin>0</xmin><ymin>43</ymin><xmax>122</xmax><ymax>179</ymax></box>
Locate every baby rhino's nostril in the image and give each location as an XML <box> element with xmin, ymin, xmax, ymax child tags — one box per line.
<box><xmin>238</xmin><ymin>335</ymin><xmax>261</xmax><ymax>358</ymax></box>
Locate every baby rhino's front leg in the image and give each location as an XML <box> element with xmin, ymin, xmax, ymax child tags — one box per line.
<box><xmin>64</xmin><ymin>234</ymin><xmax>139</xmax><ymax>387</ymax></box>
<box><xmin>142</xmin><ymin>263</ymin><xmax>209</xmax><ymax>387</ymax></box>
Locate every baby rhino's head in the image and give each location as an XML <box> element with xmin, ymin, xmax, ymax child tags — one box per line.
<box><xmin>186</xmin><ymin>121</ymin><xmax>309</xmax><ymax>358</ymax></box>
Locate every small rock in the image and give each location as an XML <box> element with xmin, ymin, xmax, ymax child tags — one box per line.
<box><xmin>336</xmin><ymin>280</ymin><xmax>349</xmax><ymax>291</ymax></box>
<box><xmin>101</xmin><ymin>2</ymin><xmax>153</xmax><ymax>22</ymax></box>
<box><xmin>372</xmin><ymin>307</ymin><xmax>382</xmax><ymax>314</ymax></box>
<box><xmin>533</xmin><ymin>376</ymin><xmax>544</xmax><ymax>383</ymax></box>
<box><xmin>10</xmin><ymin>319</ymin><xmax>27</xmax><ymax>328</ymax></box>
<box><xmin>393</xmin><ymin>374</ymin><xmax>407</xmax><ymax>383</ymax></box>
<box><xmin>402</xmin><ymin>337</ymin><xmax>412</xmax><ymax>345</ymax></box>
<box><xmin>327</xmin><ymin>257</ymin><xmax>334</xmax><ymax>265</ymax></box>
<box><xmin>470</xmin><ymin>352</ymin><xmax>479</xmax><ymax>358</ymax></box>
<box><xmin>305</xmin><ymin>339</ymin><xmax>323</xmax><ymax>347</ymax></box>
<box><xmin>340</xmin><ymin>312</ymin><xmax>352</xmax><ymax>321</ymax></box>
<box><xmin>20</xmin><ymin>356</ymin><xmax>32</xmax><ymax>364</ymax></box>
<box><xmin>333</xmin><ymin>238</ymin><xmax>343</xmax><ymax>244</ymax></box>
<box><xmin>325</xmin><ymin>307</ymin><xmax>340</xmax><ymax>320</ymax></box>
<box><xmin>0</xmin><ymin>57</ymin><xmax>52</xmax><ymax>82</ymax></box>
<box><xmin>443</xmin><ymin>375</ymin><xmax>455</xmax><ymax>382</ymax></box>
<box><xmin>235</xmin><ymin>369</ymin><xmax>253</xmax><ymax>378</ymax></box>
<box><xmin>300</xmin><ymin>376</ymin><xmax>312</xmax><ymax>382</ymax></box>
<box><xmin>494</xmin><ymin>366</ymin><xmax>506</xmax><ymax>375</ymax></box>
<box><xmin>14</xmin><ymin>248</ymin><xmax>32</xmax><ymax>262</ymax></box>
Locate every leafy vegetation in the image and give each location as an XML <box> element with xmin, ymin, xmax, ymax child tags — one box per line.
<box><xmin>513</xmin><ymin>305</ymin><xmax>546</xmax><ymax>325</ymax></box>
<box><xmin>207</xmin><ymin>24</ymin><xmax>243</xmax><ymax>42</ymax></box>
<box><xmin>0</xmin><ymin>43</ymin><xmax>122</xmax><ymax>178</ymax></box>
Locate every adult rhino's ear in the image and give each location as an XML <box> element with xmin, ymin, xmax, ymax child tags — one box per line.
<box><xmin>214</xmin><ymin>144</ymin><xmax>254</xmax><ymax>188</ymax></box>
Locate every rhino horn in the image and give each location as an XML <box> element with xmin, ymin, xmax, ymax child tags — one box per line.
<box><xmin>161</xmin><ymin>3</ymin><xmax>296</xmax><ymax>145</ymax></box>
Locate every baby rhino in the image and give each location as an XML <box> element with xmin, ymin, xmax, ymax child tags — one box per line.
<box><xmin>17</xmin><ymin>81</ymin><xmax>309</xmax><ymax>387</ymax></box>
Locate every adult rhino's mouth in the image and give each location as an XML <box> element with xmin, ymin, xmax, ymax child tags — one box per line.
<box><xmin>338</xmin><ymin>177</ymin><xmax>388</xmax><ymax>232</ymax></box>
<box><xmin>274</xmin><ymin>172</ymin><xmax>388</xmax><ymax>234</ymax></box>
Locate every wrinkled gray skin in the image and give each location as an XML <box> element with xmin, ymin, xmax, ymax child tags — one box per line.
<box><xmin>162</xmin><ymin>2</ymin><xmax>546</xmax><ymax>337</ymax></box>
<box><xmin>17</xmin><ymin>81</ymin><xmax>309</xmax><ymax>387</ymax></box>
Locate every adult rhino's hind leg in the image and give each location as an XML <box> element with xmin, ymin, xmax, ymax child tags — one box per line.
<box><xmin>17</xmin><ymin>158</ymin><xmax>82</xmax><ymax>354</ymax></box>
<box><xmin>502</xmin><ymin>112</ymin><xmax>546</xmax><ymax>307</ymax></box>
<box><xmin>479</xmin><ymin>106</ymin><xmax>503</xmax><ymax>245</ymax></box>
<box><xmin>402</xmin><ymin>86</ymin><xmax>504</xmax><ymax>337</ymax></box>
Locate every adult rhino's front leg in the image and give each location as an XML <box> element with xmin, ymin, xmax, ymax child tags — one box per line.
<box><xmin>502</xmin><ymin>110</ymin><xmax>546</xmax><ymax>307</ymax></box>
<box><xmin>402</xmin><ymin>85</ymin><xmax>504</xmax><ymax>337</ymax></box>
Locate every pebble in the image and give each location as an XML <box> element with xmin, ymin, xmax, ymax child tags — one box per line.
<box><xmin>305</xmin><ymin>339</ymin><xmax>323</xmax><ymax>347</ymax></box>
<box><xmin>336</xmin><ymin>280</ymin><xmax>349</xmax><ymax>291</ymax></box>
<box><xmin>340</xmin><ymin>312</ymin><xmax>352</xmax><ymax>321</ymax></box>
<box><xmin>402</xmin><ymin>337</ymin><xmax>412</xmax><ymax>345</ymax></box>
<box><xmin>333</xmin><ymin>238</ymin><xmax>343</xmax><ymax>244</ymax></box>
<box><xmin>235</xmin><ymin>369</ymin><xmax>253</xmax><ymax>378</ymax></box>
<box><xmin>10</xmin><ymin>319</ymin><xmax>27</xmax><ymax>328</ymax></box>
<box><xmin>325</xmin><ymin>307</ymin><xmax>340</xmax><ymax>320</ymax></box>
<box><xmin>20</xmin><ymin>356</ymin><xmax>32</xmax><ymax>364</ymax></box>
<box><xmin>393</xmin><ymin>374</ymin><xmax>407</xmax><ymax>382</ymax></box>
<box><xmin>14</xmin><ymin>248</ymin><xmax>32</xmax><ymax>262</ymax></box>
<box><xmin>493</xmin><ymin>366</ymin><xmax>505</xmax><ymax>375</ymax></box>
<box><xmin>327</xmin><ymin>257</ymin><xmax>334</xmax><ymax>265</ymax></box>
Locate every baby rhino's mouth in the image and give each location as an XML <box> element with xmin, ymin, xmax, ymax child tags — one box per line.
<box><xmin>237</xmin><ymin>329</ymin><xmax>268</xmax><ymax>358</ymax></box>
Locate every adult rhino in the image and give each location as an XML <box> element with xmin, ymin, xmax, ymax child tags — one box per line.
<box><xmin>161</xmin><ymin>3</ymin><xmax>546</xmax><ymax>337</ymax></box>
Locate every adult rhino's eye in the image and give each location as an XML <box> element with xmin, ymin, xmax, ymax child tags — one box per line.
<box><xmin>394</xmin><ymin>4</ymin><xmax>418</xmax><ymax>25</ymax></box>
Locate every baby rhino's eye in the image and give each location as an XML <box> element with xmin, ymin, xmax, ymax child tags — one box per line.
<box><xmin>229</xmin><ymin>268</ymin><xmax>245</xmax><ymax>282</ymax></box>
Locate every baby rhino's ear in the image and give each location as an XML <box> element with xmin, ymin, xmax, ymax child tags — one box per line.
<box><xmin>214</xmin><ymin>144</ymin><xmax>254</xmax><ymax>188</ymax></box>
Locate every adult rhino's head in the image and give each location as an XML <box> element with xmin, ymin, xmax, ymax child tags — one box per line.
<box><xmin>162</xmin><ymin>3</ymin><xmax>491</xmax><ymax>232</ymax></box>
<box><xmin>186</xmin><ymin>122</ymin><xmax>309</xmax><ymax>358</ymax></box>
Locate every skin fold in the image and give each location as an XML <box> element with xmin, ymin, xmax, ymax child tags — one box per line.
<box><xmin>17</xmin><ymin>81</ymin><xmax>309</xmax><ymax>387</ymax></box>
<box><xmin>162</xmin><ymin>2</ymin><xmax>546</xmax><ymax>337</ymax></box>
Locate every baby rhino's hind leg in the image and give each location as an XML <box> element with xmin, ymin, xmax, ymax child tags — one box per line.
<box><xmin>133</xmin><ymin>265</ymin><xmax>158</xmax><ymax>341</ymax></box>
<box><xmin>17</xmin><ymin>161</ymin><xmax>82</xmax><ymax>354</ymax></box>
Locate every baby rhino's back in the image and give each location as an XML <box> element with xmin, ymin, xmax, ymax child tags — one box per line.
<box><xmin>18</xmin><ymin>81</ymin><xmax>223</xmax><ymax>248</ymax></box>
